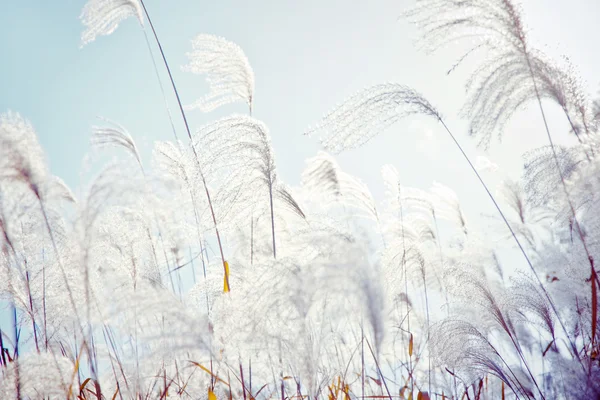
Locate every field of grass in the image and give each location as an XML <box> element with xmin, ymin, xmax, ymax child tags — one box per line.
<box><xmin>0</xmin><ymin>0</ymin><xmax>599</xmax><ymax>399</ymax></box>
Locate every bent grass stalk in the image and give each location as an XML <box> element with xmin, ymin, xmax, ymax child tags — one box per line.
<box><xmin>138</xmin><ymin>0</ymin><xmax>230</xmax><ymax>292</ymax></box>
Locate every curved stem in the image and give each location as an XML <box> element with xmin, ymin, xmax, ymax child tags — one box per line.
<box><xmin>437</xmin><ymin>117</ymin><xmax>581</xmax><ymax>369</ymax></box>
<box><xmin>522</xmin><ymin>53</ymin><xmax>599</xmax><ymax>375</ymax></box>
<box><xmin>139</xmin><ymin>0</ymin><xmax>230</xmax><ymax>291</ymax></box>
<box><xmin>140</xmin><ymin>25</ymin><xmax>179</xmax><ymax>144</ymax></box>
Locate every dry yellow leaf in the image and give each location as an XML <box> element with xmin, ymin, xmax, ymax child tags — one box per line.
<box><xmin>223</xmin><ymin>261</ymin><xmax>230</xmax><ymax>293</ymax></box>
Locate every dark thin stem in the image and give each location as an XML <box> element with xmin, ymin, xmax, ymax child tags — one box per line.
<box><xmin>437</xmin><ymin>117</ymin><xmax>582</xmax><ymax>367</ymax></box>
<box><xmin>139</xmin><ymin>0</ymin><xmax>230</xmax><ymax>291</ymax></box>
<box><xmin>140</xmin><ymin>25</ymin><xmax>179</xmax><ymax>144</ymax></box>
<box><xmin>398</xmin><ymin>184</ymin><xmax>414</xmax><ymax>396</ymax></box>
<box><xmin>42</xmin><ymin>246</ymin><xmax>48</xmax><ymax>351</ymax></box>
<box><xmin>365</xmin><ymin>337</ymin><xmax>393</xmax><ymax>400</ymax></box>
<box><xmin>524</xmin><ymin>54</ymin><xmax>600</xmax><ymax>376</ymax></box>
<box><xmin>138</xmin><ymin>0</ymin><xmax>191</xmax><ymax>142</ymax></box>
<box><xmin>37</xmin><ymin>199</ymin><xmax>101</xmax><ymax>398</ymax></box>
<box><xmin>250</xmin><ymin>215</ymin><xmax>254</xmax><ymax>265</ymax></box>
<box><xmin>25</xmin><ymin>270</ymin><xmax>39</xmax><ymax>353</ymax></box>
<box><xmin>240</xmin><ymin>362</ymin><xmax>247</xmax><ymax>400</ymax></box>
<box><xmin>361</xmin><ymin>324</ymin><xmax>365</xmax><ymax>400</ymax></box>
<box><xmin>422</xmin><ymin>273</ymin><xmax>431</xmax><ymax>396</ymax></box>
<box><xmin>268</xmin><ymin>183</ymin><xmax>276</xmax><ymax>259</ymax></box>
<box><xmin>12</xmin><ymin>300</ymin><xmax>21</xmax><ymax>400</ymax></box>
<box><xmin>0</xmin><ymin>330</ymin><xmax>6</xmax><ymax>367</ymax></box>
<box><xmin>249</xmin><ymin>358</ymin><xmax>252</xmax><ymax>396</ymax></box>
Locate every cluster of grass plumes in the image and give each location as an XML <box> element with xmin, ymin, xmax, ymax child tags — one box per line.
<box><xmin>1</xmin><ymin>0</ymin><xmax>600</xmax><ymax>399</ymax></box>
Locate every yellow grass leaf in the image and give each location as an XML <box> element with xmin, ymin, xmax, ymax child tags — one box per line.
<box><xmin>189</xmin><ymin>361</ymin><xmax>229</xmax><ymax>386</ymax></box>
<box><xmin>79</xmin><ymin>378</ymin><xmax>92</xmax><ymax>394</ymax></box>
<box><xmin>67</xmin><ymin>341</ymin><xmax>87</xmax><ymax>398</ymax></box>
<box><xmin>223</xmin><ymin>261</ymin><xmax>230</xmax><ymax>293</ymax></box>
<box><xmin>209</xmin><ymin>388</ymin><xmax>217</xmax><ymax>400</ymax></box>
<box><xmin>400</xmin><ymin>386</ymin><xmax>407</xmax><ymax>399</ymax></box>
<box><xmin>408</xmin><ymin>333</ymin><xmax>413</xmax><ymax>357</ymax></box>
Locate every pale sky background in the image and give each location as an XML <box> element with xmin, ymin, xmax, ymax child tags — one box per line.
<box><xmin>1</xmin><ymin>0</ymin><xmax>599</xmax><ymax>346</ymax></box>
<box><xmin>1</xmin><ymin>0</ymin><xmax>598</xmax><ymax>200</ymax></box>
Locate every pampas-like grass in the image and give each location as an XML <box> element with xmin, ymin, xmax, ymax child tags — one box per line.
<box><xmin>1</xmin><ymin>0</ymin><xmax>599</xmax><ymax>399</ymax></box>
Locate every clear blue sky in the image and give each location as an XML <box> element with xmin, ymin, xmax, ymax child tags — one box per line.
<box><xmin>1</xmin><ymin>0</ymin><xmax>599</xmax><ymax>342</ymax></box>
<box><xmin>1</xmin><ymin>0</ymin><xmax>598</xmax><ymax>200</ymax></box>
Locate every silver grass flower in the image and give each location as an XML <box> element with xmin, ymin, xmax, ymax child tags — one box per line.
<box><xmin>0</xmin><ymin>353</ymin><xmax>75</xmax><ymax>398</ymax></box>
<box><xmin>305</xmin><ymin>83</ymin><xmax>439</xmax><ymax>154</ymax></box>
<box><xmin>183</xmin><ymin>34</ymin><xmax>255</xmax><ymax>113</ymax></box>
<box><xmin>302</xmin><ymin>151</ymin><xmax>379</xmax><ymax>221</ymax></box>
<box><xmin>193</xmin><ymin>115</ymin><xmax>281</xmax><ymax>259</ymax></box>
<box><xmin>496</xmin><ymin>179</ymin><xmax>551</xmax><ymax>248</ymax></box>
<box><xmin>0</xmin><ymin>111</ymin><xmax>48</xmax><ymax>197</ymax></box>
<box><xmin>523</xmin><ymin>145</ymin><xmax>586</xmax><ymax>207</ymax></box>
<box><xmin>80</xmin><ymin>0</ymin><xmax>143</xmax><ymax>46</ymax></box>
<box><xmin>407</xmin><ymin>0</ymin><xmax>596</xmax><ymax>147</ymax></box>
<box><xmin>91</xmin><ymin>117</ymin><xmax>143</xmax><ymax>170</ymax></box>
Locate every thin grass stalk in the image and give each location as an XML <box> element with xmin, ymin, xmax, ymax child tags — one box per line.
<box><xmin>522</xmin><ymin>53</ymin><xmax>600</xmax><ymax>373</ymax></box>
<box><xmin>268</xmin><ymin>183</ymin><xmax>276</xmax><ymax>258</ymax></box>
<box><xmin>11</xmin><ymin>285</ymin><xmax>21</xmax><ymax>400</ymax></box>
<box><xmin>0</xmin><ymin>329</ymin><xmax>6</xmax><ymax>368</ymax></box>
<box><xmin>240</xmin><ymin>362</ymin><xmax>247</xmax><ymax>400</ymax></box>
<box><xmin>397</xmin><ymin>185</ymin><xmax>414</xmax><ymax>396</ymax></box>
<box><xmin>24</xmin><ymin>270</ymin><xmax>39</xmax><ymax>353</ymax></box>
<box><xmin>365</xmin><ymin>337</ymin><xmax>392</xmax><ymax>400</ymax></box>
<box><xmin>101</xmin><ymin>325</ymin><xmax>127</xmax><ymax>400</ymax></box>
<box><xmin>250</xmin><ymin>215</ymin><xmax>254</xmax><ymax>265</ymax></box>
<box><xmin>422</xmin><ymin>270</ymin><xmax>431</xmax><ymax>396</ymax></box>
<box><xmin>436</xmin><ymin>117</ymin><xmax>583</xmax><ymax>367</ymax></box>
<box><xmin>42</xmin><ymin>245</ymin><xmax>48</xmax><ymax>351</ymax></box>
<box><xmin>158</xmin><ymin>232</ymin><xmax>176</xmax><ymax>294</ymax></box>
<box><xmin>147</xmin><ymin>229</ymin><xmax>162</xmax><ymax>287</ymax></box>
<box><xmin>139</xmin><ymin>26</ymin><xmax>179</xmax><ymax>144</ymax></box>
<box><xmin>431</xmin><ymin>211</ymin><xmax>450</xmax><ymax>317</ymax></box>
<box><xmin>188</xmin><ymin>246</ymin><xmax>197</xmax><ymax>284</ymax></box>
<box><xmin>248</xmin><ymin>100</ymin><xmax>274</xmax><ymax>261</ymax></box>
<box><xmin>3</xmin><ymin>215</ymin><xmax>74</xmax><ymax>399</ymax></box>
<box><xmin>170</xmin><ymin>253</ymin><xmax>183</xmax><ymax>300</ymax></box>
<box><xmin>2</xmin><ymin>226</ymin><xmax>71</xmax><ymax>400</ymax></box>
<box><xmin>474</xmin><ymin>320</ymin><xmax>532</xmax><ymax>399</ymax></box>
<box><xmin>138</xmin><ymin>0</ymin><xmax>230</xmax><ymax>291</ymax></box>
<box><xmin>438</xmin><ymin>118</ymin><xmax>555</xmax><ymax>398</ymax></box>
<box><xmin>504</xmin><ymin>326</ymin><xmax>545</xmax><ymax>399</ymax></box>
<box><xmin>36</xmin><ymin>199</ymin><xmax>103</xmax><ymax>399</ymax></box>
<box><xmin>73</xmin><ymin>327</ymin><xmax>82</xmax><ymax>392</ymax></box>
<box><xmin>194</xmin><ymin>243</ymin><xmax>211</xmax><ymax>316</ymax></box>
<box><xmin>361</xmin><ymin>324</ymin><xmax>365</xmax><ymax>400</ymax></box>
<box><xmin>104</xmin><ymin>330</ymin><xmax>124</xmax><ymax>400</ymax></box>
<box><xmin>12</xmin><ymin>308</ymin><xmax>21</xmax><ymax>400</ymax></box>
<box><xmin>18</xmin><ymin>223</ymin><xmax>40</xmax><ymax>352</ymax></box>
